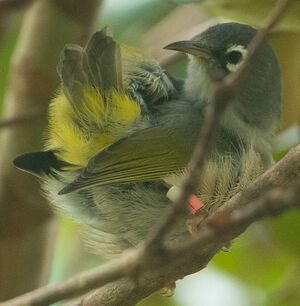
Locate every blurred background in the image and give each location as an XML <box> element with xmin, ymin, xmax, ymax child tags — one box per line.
<box><xmin>0</xmin><ymin>0</ymin><xmax>299</xmax><ymax>305</ymax></box>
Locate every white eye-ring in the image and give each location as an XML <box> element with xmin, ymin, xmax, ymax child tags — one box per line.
<box><xmin>225</xmin><ymin>45</ymin><xmax>248</xmax><ymax>72</ymax></box>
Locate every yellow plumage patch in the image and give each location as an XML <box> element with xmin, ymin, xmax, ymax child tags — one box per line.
<box><xmin>45</xmin><ymin>86</ymin><xmax>141</xmax><ymax>168</ymax></box>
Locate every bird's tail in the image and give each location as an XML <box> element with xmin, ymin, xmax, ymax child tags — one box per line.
<box><xmin>46</xmin><ymin>28</ymin><xmax>142</xmax><ymax>168</ymax></box>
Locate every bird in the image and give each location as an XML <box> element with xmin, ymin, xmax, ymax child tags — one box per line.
<box><xmin>14</xmin><ymin>22</ymin><xmax>281</xmax><ymax>256</ymax></box>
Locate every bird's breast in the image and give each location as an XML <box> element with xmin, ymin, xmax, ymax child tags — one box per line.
<box><xmin>164</xmin><ymin>145</ymin><xmax>264</xmax><ymax>213</ymax></box>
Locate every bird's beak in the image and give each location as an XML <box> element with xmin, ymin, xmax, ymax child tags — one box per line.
<box><xmin>164</xmin><ymin>40</ymin><xmax>211</xmax><ymax>60</ymax></box>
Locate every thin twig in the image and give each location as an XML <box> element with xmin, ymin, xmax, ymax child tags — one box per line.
<box><xmin>0</xmin><ymin>107</ymin><xmax>43</xmax><ymax>129</ymax></box>
<box><xmin>226</xmin><ymin>0</ymin><xmax>296</xmax><ymax>88</ymax></box>
<box><xmin>144</xmin><ymin>0</ymin><xmax>296</xmax><ymax>251</ymax></box>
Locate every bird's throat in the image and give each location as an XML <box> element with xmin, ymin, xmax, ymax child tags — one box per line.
<box><xmin>183</xmin><ymin>56</ymin><xmax>213</xmax><ymax>104</ymax></box>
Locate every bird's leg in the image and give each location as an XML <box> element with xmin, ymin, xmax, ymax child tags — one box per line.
<box><xmin>166</xmin><ymin>185</ymin><xmax>209</xmax><ymax>234</ymax></box>
<box><xmin>221</xmin><ymin>241</ymin><xmax>232</xmax><ymax>252</ymax></box>
<box><xmin>186</xmin><ymin>195</ymin><xmax>209</xmax><ymax>234</ymax></box>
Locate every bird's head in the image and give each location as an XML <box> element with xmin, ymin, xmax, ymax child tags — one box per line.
<box><xmin>164</xmin><ymin>22</ymin><xmax>281</xmax><ymax>131</ymax></box>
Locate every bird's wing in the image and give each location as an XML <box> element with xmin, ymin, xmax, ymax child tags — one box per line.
<box><xmin>59</xmin><ymin>125</ymin><xmax>192</xmax><ymax>194</ymax></box>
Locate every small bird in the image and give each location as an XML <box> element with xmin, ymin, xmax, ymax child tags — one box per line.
<box><xmin>14</xmin><ymin>23</ymin><xmax>281</xmax><ymax>255</ymax></box>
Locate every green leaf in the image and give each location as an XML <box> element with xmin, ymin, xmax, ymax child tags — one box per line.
<box><xmin>212</xmin><ymin>225</ymin><xmax>294</xmax><ymax>289</ymax></box>
<box><xmin>264</xmin><ymin>211</ymin><xmax>300</xmax><ymax>257</ymax></box>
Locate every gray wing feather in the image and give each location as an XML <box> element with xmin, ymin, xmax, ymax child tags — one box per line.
<box><xmin>57</xmin><ymin>27</ymin><xmax>123</xmax><ymax>107</ymax></box>
<box><xmin>84</xmin><ymin>28</ymin><xmax>123</xmax><ymax>92</ymax></box>
<box><xmin>57</xmin><ymin>44</ymin><xmax>87</xmax><ymax>105</ymax></box>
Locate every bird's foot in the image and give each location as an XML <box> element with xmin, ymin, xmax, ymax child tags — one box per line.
<box><xmin>221</xmin><ymin>241</ymin><xmax>232</xmax><ymax>252</ymax></box>
<box><xmin>186</xmin><ymin>208</ymin><xmax>209</xmax><ymax>234</ymax></box>
<box><xmin>160</xmin><ymin>281</ymin><xmax>176</xmax><ymax>297</ymax></box>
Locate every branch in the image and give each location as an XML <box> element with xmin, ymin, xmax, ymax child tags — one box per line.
<box><xmin>76</xmin><ymin>145</ymin><xmax>300</xmax><ymax>306</ymax></box>
<box><xmin>2</xmin><ymin>144</ymin><xmax>299</xmax><ymax>306</ymax></box>
<box><xmin>0</xmin><ymin>107</ymin><xmax>43</xmax><ymax>129</ymax></box>
<box><xmin>81</xmin><ymin>185</ymin><xmax>300</xmax><ymax>306</ymax></box>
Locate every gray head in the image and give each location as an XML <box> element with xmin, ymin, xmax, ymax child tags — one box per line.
<box><xmin>165</xmin><ymin>22</ymin><xmax>281</xmax><ymax>132</ymax></box>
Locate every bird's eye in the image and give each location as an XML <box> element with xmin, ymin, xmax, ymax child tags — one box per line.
<box><xmin>226</xmin><ymin>51</ymin><xmax>242</xmax><ymax>65</ymax></box>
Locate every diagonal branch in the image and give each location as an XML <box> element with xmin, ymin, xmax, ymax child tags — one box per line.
<box><xmin>0</xmin><ymin>107</ymin><xmax>43</xmax><ymax>129</ymax></box>
<box><xmin>2</xmin><ymin>144</ymin><xmax>299</xmax><ymax>306</ymax></box>
<box><xmin>75</xmin><ymin>145</ymin><xmax>300</xmax><ymax>306</ymax></box>
<box><xmin>80</xmin><ymin>184</ymin><xmax>300</xmax><ymax>306</ymax></box>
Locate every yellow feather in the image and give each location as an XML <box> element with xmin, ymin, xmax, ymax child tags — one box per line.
<box><xmin>121</xmin><ymin>44</ymin><xmax>163</xmax><ymax>92</ymax></box>
<box><xmin>45</xmin><ymin>86</ymin><xmax>141</xmax><ymax>168</ymax></box>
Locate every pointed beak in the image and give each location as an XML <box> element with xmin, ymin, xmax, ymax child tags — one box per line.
<box><xmin>164</xmin><ymin>40</ymin><xmax>211</xmax><ymax>59</ymax></box>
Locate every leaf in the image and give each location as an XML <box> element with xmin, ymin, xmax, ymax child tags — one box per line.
<box><xmin>212</xmin><ymin>224</ymin><xmax>295</xmax><ymax>289</ymax></box>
